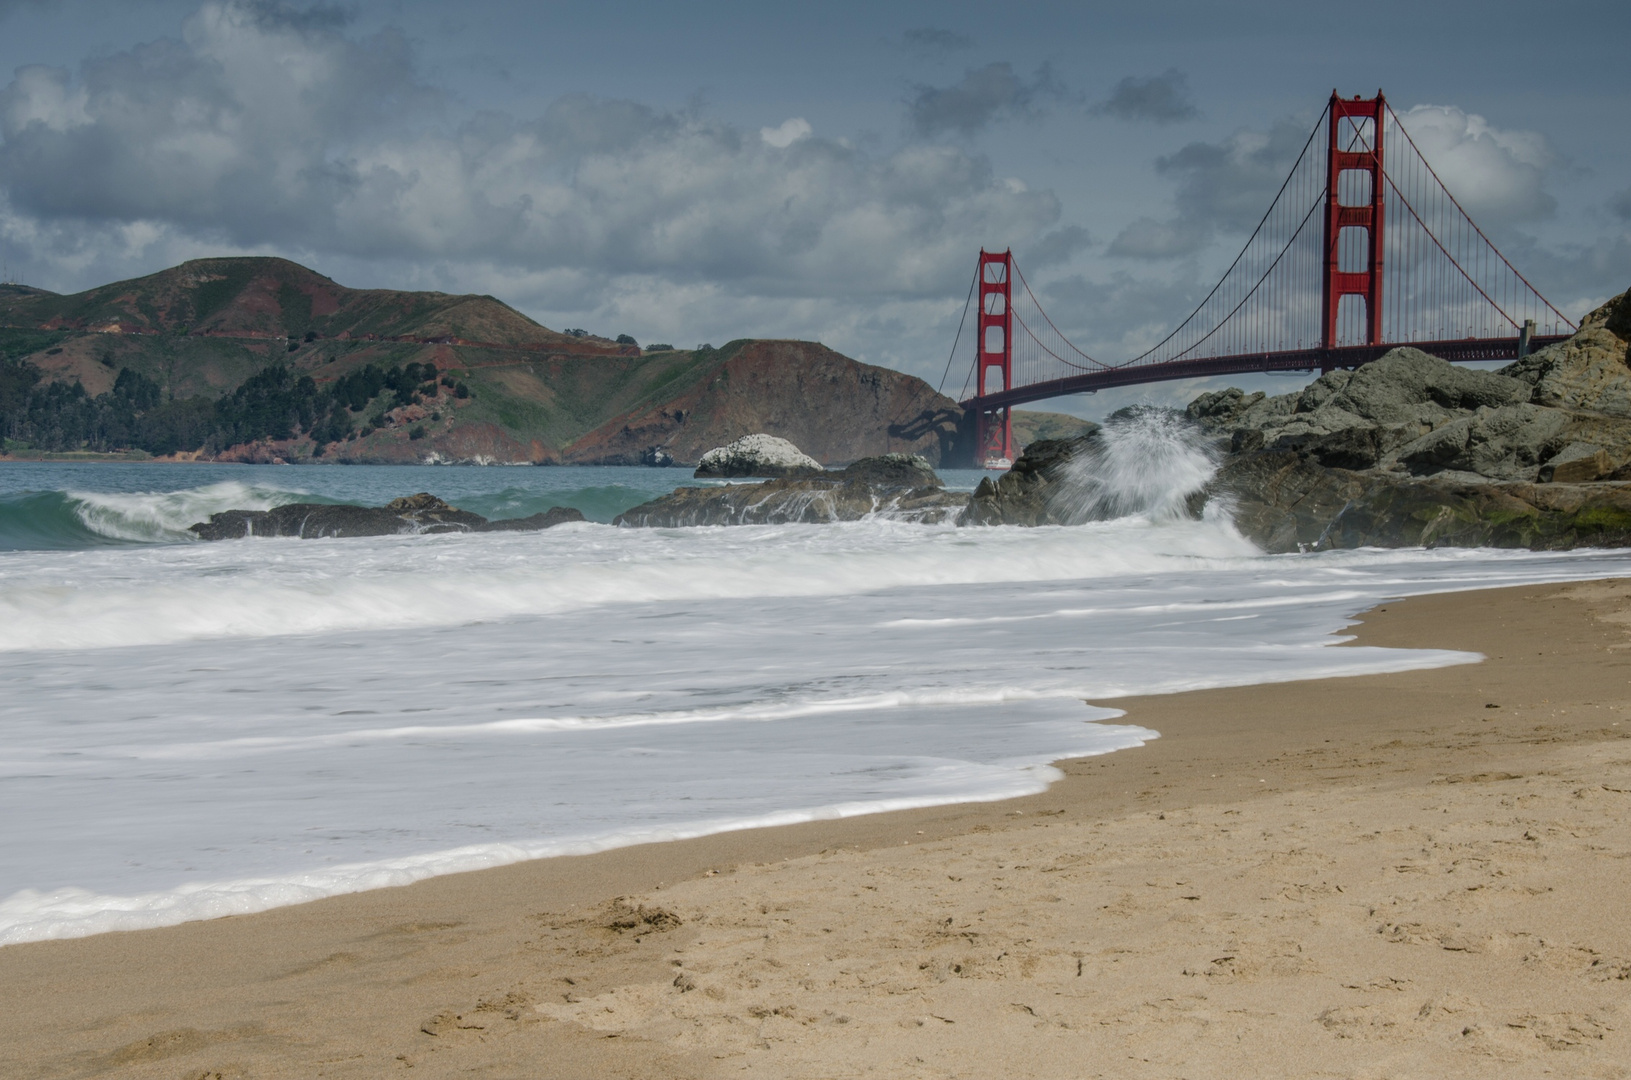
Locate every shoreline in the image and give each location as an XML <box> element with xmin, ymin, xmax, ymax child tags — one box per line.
<box><xmin>4</xmin><ymin>578</ymin><xmax>1630</xmax><ymax>1076</ymax></box>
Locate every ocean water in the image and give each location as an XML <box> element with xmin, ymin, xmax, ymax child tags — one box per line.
<box><xmin>2</xmin><ymin>448</ymin><xmax>1629</xmax><ymax>946</ymax></box>
<box><xmin>0</xmin><ymin>462</ymin><xmax>1009</xmax><ymax>549</ymax></box>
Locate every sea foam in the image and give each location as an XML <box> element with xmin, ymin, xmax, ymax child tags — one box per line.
<box><xmin>2</xmin><ymin>454</ymin><xmax>1630</xmax><ymax>946</ymax></box>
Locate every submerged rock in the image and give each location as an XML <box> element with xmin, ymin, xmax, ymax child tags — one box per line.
<box><xmin>189</xmin><ymin>493</ymin><xmax>584</xmax><ymax>540</ymax></box>
<box><xmin>693</xmin><ymin>434</ymin><xmax>823</xmax><ymax>479</ymax></box>
<box><xmin>616</xmin><ymin>454</ymin><xmax>967</xmax><ymax>526</ymax></box>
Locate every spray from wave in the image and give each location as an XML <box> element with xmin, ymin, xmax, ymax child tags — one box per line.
<box><xmin>1052</xmin><ymin>407</ymin><xmax>1220</xmax><ymax>524</ymax></box>
<box><xmin>68</xmin><ymin>482</ymin><xmax>312</xmax><ymax>543</ymax></box>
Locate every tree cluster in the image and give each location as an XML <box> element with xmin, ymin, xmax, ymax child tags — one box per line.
<box><xmin>0</xmin><ymin>357</ymin><xmax>471</xmax><ymax>457</ymax></box>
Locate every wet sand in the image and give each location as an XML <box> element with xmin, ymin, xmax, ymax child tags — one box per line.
<box><xmin>4</xmin><ymin>579</ymin><xmax>1630</xmax><ymax>1079</ymax></box>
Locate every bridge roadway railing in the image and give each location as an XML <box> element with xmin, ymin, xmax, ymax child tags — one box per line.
<box><xmin>961</xmin><ymin>335</ymin><xmax>1569</xmax><ymax>413</ymax></box>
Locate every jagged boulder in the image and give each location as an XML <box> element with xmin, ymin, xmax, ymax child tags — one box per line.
<box><xmin>958</xmin><ymin>436</ymin><xmax>1096</xmax><ymax>526</ymax></box>
<box><xmin>1189</xmin><ymin>302</ymin><xmax>1631</xmax><ymax>487</ymax></box>
<box><xmin>616</xmin><ymin>455</ymin><xmax>966</xmax><ymax>527</ymax></box>
<box><xmin>1211</xmin><ymin>449</ymin><xmax>1631</xmax><ymax>552</ymax></box>
<box><xmin>190</xmin><ymin>494</ymin><xmax>583</xmax><ymax>540</ymax></box>
<box><xmin>1187</xmin><ymin>290</ymin><xmax>1631</xmax><ymax>550</ymax></box>
<box><xmin>693</xmin><ymin>434</ymin><xmax>823</xmax><ymax>479</ymax></box>
<box><xmin>835</xmin><ymin>452</ymin><xmax>942</xmax><ymax>489</ymax></box>
<box><xmin>1500</xmin><ymin>292</ymin><xmax>1631</xmax><ymax>418</ymax></box>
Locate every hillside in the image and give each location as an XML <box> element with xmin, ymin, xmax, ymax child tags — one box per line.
<box><xmin>0</xmin><ymin>258</ymin><xmax>615</xmax><ymax>352</ymax></box>
<box><xmin>0</xmin><ymin>258</ymin><xmax>969</xmax><ymax>466</ymax></box>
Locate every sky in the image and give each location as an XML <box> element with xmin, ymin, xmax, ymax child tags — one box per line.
<box><xmin>0</xmin><ymin>0</ymin><xmax>1626</xmax><ymax>418</ymax></box>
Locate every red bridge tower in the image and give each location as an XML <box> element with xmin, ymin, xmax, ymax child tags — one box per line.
<box><xmin>1322</xmin><ymin>92</ymin><xmax>1386</xmax><ymax>361</ymax></box>
<box><xmin>975</xmin><ymin>248</ymin><xmax>1016</xmax><ymax>467</ymax></box>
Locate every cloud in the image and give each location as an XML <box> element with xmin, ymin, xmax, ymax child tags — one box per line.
<box><xmin>1613</xmin><ymin>189</ymin><xmax>1631</xmax><ymax>221</ymax></box>
<box><xmin>0</xmin><ymin>2</ymin><xmax>1063</xmax><ymax>308</ymax></box>
<box><xmin>907</xmin><ymin>62</ymin><xmax>1064</xmax><ymax>138</ymax></box>
<box><xmin>1105</xmin><ymin>114</ymin><xmax>1317</xmax><ymax>259</ymax></box>
<box><xmin>759</xmin><ymin>117</ymin><xmax>811</xmax><ymax>148</ymax></box>
<box><xmin>897</xmin><ymin>27</ymin><xmax>972</xmax><ymax>55</ymax></box>
<box><xmin>1027</xmin><ymin>225</ymin><xmax>1092</xmax><ymax>267</ymax></box>
<box><xmin>1106</xmin><ymin>218</ymin><xmax>1206</xmax><ymax>259</ymax></box>
<box><xmin>1093</xmin><ymin>70</ymin><xmax>1198</xmax><ymax>124</ymax></box>
<box><xmin>1104</xmin><ymin>102</ymin><xmax>1558</xmax><ymax>265</ymax></box>
<box><xmin>1391</xmin><ymin>104</ymin><xmax>1554</xmax><ymax>227</ymax></box>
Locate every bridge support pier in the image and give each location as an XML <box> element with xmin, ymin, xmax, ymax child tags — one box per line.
<box><xmin>975</xmin><ymin>248</ymin><xmax>1016</xmax><ymax>467</ymax></box>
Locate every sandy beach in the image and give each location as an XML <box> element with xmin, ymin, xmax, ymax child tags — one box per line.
<box><xmin>3</xmin><ymin>578</ymin><xmax>1629</xmax><ymax>1079</ymax></box>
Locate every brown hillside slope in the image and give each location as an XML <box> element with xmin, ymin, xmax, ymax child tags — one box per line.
<box><xmin>1</xmin><ymin>259</ymin><xmax>971</xmax><ymax>465</ymax></box>
<box><xmin>563</xmin><ymin>340</ymin><xmax>964</xmax><ymax>466</ymax></box>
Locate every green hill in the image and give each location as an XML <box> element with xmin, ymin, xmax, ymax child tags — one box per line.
<box><xmin>0</xmin><ymin>258</ymin><xmax>967</xmax><ymax>465</ymax></box>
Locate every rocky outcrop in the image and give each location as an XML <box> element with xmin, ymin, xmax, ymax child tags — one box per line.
<box><xmin>958</xmin><ymin>437</ymin><xmax>1097</xmax><ymax>526</ymax></box>
<box><xmin>189</xmin><ymin>493</ymin><xmax>584</xmax><ymax>540</ymax></box>
<box><xmin>1189</xmin><ymin>292</ymin><xmax>1631</xmax><ymax>486</ymax></box>
<box><xmin>1192</xmin><ymin>287</ymin><xmax>1631</xmax><ymax>550</ymax></box>
<box><xmin>960</xmin><ymin>288</ymin><xmax>1631</xmax><ymax>552</ymax></box>
<box><xmin>1502</xmin><ymin>289</ymin><xmax>1631</xmax><ymax>419</ymax></box>
<box><xmin>615</xmin><ymin>454</ymin><xmax>968</xmax><ymax>527</ymax></box>
<box><xmin>1214</xmin><ymin>449</ymin><xmax>1631</xmax><ymax>551</ymax></box>
<box><xmin>693</xmin><ymin>434</ymin><xmax>823</xmax><ymax>479</ymax></box>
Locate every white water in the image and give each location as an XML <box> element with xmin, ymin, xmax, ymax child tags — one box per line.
<box><xmin>3</xmin><ymin>450</ymin><xmax>1630</xmax><ymax>945</ymax></box>
<box><xmin>67</xmin><ymin>480</ymin><xmax>305</xmax><ymax>543</ymax></box>
<box><xmin>1058</xmin><ymin>407</ymin><xmax>1221</xmax><ymax>523</ymax></box>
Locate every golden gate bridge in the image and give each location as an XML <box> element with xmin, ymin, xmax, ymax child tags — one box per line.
<box><xmin>949</xmin><ymin>91</ymin><xmax>1576</xmax><ymax>467</ymax></box>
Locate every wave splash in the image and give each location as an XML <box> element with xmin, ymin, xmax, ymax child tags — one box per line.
<box><xmin>0</xmin><ymin>482</ymin><xmax>310</xmax><ymax>550</ymax></box>
<box><xmin>1055</xmin><ymin>407</ymin><xmax>1220</xmax><ymax>524</ymax></box>
<box><xmin>69</xmin><ymin>481</ymin><xmax>309</xmax><ymax>543</ymax></box>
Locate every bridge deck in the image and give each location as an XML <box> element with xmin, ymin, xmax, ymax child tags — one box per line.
<box><xmin>962</xmin><ymin>336</ymin><xmax>1568</xmax><ymax>412</ymax></box>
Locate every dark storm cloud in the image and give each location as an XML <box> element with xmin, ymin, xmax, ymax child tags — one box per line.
<box><xmin>0</xmin><ymin>1</ymin><xmax>1063</xmax><ymax>302</ymax></box>
<box><xmin>907</xmin><ymin>62</ymin><xmax>1065</xmax><ymax>138</ymax></box>
<box><xmin>1093</xmin><ymin>70</ymin><xmax>1198</xmax><ymax>124</ymax></box>
<box><xmin>1611</xmin><ymin>189</ymin><xmax>1631</xmax><ymax>221</ymax></box>
<box><xmin>898</xmin><ymin>27</ymin><xmax>972</xmax><ymax>55</ymax></box>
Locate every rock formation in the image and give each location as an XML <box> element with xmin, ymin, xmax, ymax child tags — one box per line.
<box><xmin>693</xmin><ymin>434</ymin><xmax>824</xmax><ymax>479</ymax></box>
<box><xmin>965</xmin><ymin>287</ymin><xmax>1631</xmax><ymax>552</ymax></box>
<box><xmin>189</xmin><ymin>493</ymin><xmax>584</xmax><ymax>540</ymax></box>
<box><xmin>1210</xmin><ymin>449</ymin><xmax>1631</xmax><ymax>551</ymax></box>
<box><xmin>958</xmin><ymin>437</ymin><xmax>1098</xmax><ymax>527</ymax></box>
<box><xmin>615</xmin><ymin>454</ymin><xmax>968</xmax><ymax>527</ymax></box>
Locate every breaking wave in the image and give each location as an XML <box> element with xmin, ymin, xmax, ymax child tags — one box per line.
<box><xmin>1054</xmin><ymin>407</ymin><xmax>1220</xmax><ymax>523</ymax></box>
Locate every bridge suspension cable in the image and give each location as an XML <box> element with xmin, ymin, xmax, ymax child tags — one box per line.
<box><xmin>956</xmin><ymin>90</ymin><xmax>1576</xmax><ymax>416</ymax></box>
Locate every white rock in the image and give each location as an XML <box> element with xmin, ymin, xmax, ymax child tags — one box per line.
<box><xmin>694</xmin><ymin>434</ymin><xmax>822</xmax><ymax>478</ymax></box>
